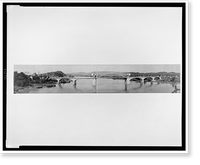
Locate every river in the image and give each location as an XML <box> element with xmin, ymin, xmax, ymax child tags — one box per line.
<box><xmin>17</xmin><ymin>78</ymin><xmax>180</xmax><ymax>93</ymax></box>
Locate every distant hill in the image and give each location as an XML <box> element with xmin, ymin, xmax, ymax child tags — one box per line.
<box><xmin>20</xmin><ymin>70</ymin><xmax>180</xmax><ymax>78</ymax></box>
<box><xmin>97</xmin><ymin>71</ymin><xmax>128</xmax><ymax>78</ymax></box>
<box><xmin>67</xmin><ymin>72</ymin><xmax>94</xmax><ymax>77</ymax></box>
<box><xmin>66</xmin><ymin>71</ymin><xmax>180</xmax><ymax>77</ymax></box>
<box><xmin>39</xmin><ymin>71</ymin><xmax>66</xmax><ymax>77</ymax></box>
<box><xmin>129</xmin><ymin>72</ymin><xmax>180</xmax><ymax>77</ymax></box>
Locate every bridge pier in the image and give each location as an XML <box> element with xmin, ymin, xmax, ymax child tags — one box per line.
<box><xmin>124</xmin><ymin>75</ymin><xmax>131</xmax><ymax>91</ymax></box>
<box><xmin>72</xmin><ymin>79</ymin><xmax>77</xmax><ymax>86</ymax></box>
<box><xmin>92</xmin><ymin>74</ymin><xmax>97</xmax><ymax>86</ymax></box>
<box><xmin>125</xmin><ymin>74</ymin><xmax>131</xmax><ymax>85</ymax></box>
<box><xmin>140</xmin><ymin>77</ymin><xmax>146</xmax><ymax>83</ymax></box>
<box><xmin>92</xmin><ymin>78</ymin><xmax>97</xmax><ymax>86</ymax></box>
<box><xmin>73</xmin><ymin>80</ymin><xmax>77</xmax><ymax>86</ymax></box>
<box><xmin>128</xmin><ymin>76</ymin><xmax>163</xmax><ymax>84</ymax></box>
<box><xmin>125</xmin><ymin>78</ymin><xmax>130</xmax><ymax>85</ymax></box>
<box><xmin>125</xmin><ymin>83</ymin><xmax>127</xmax><ymax>91</ymax></box>
<box><xmin>56</xmin><ymin>78</ymin><xmax>61</xmax><ymax>84</ymax></box>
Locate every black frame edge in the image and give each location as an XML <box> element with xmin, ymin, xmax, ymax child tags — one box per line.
<box><xmin>181</xmin><ymin>2</ymin><xmax>186</xmax><ymax>151</ymax></box>
<box><xmin>2</xmin><ymin>2</ymin><xmax>187</xmax><ymax>152</ymax></box>
<box><xmin>188</xmin><ymin>1</ymin><xmax>192</xmax><ymax>154</ymax></box>
<box><xmin>3</xmin><ymin>2</ymin><xmax>7</xmax><ymax>151</ymax></box>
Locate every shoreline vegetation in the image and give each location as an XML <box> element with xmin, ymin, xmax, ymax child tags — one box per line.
<box><xmin>14</xmin><ymin>71</ymin><xmax>65</xmax><ymax>93</ymax></box>
<box><xmin>14</xmin><ymin>70</ymin><xmax>180</xmax><ymax>94</ymax></box>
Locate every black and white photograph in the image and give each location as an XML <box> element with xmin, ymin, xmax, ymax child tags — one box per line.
<box><xmin>14</xmin><ymin>64</ymin><xmax>181</xmax><ymax>93</ymax></box>
<box><xmin>3</xmin><ymin>2</ymin><xmax>188</xmax><ymax>152</ymax></box>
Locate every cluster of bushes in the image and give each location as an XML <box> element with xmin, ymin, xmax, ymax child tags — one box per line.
<box><xmin>14</xmin><ymin>72</ymin><xmax>59</xmax><ymax>87</ymax></box>
<box><xmin>170</xmin><ymin>77</ymin><xmax>180</xmax><ymax>83</ymax></box>
<box><xmin>31</xmin><ymin>73</ymin><xmax>40</xmax><ymax>83</ymax></box>
<box><xmin>14</xmin><ymin>71</ymin><xmax>31</xmax><ymax>87</ymax></box>
<box><xmin>59</xmin><ymin>78</ymin><xmax>71</xmax><ymax>83</ymax></box>
<box><xmin>40</xmin><ymin>78</ymin><xmax>57</xmax><ymax>84</ymax></box>
<box><xmin>161</xmin><ymin>76</ymin><xmax>180</xmax><ymax>83</ymax></box>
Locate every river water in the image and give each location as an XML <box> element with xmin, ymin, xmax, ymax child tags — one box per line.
<box><xmin>21</xmin><ymin>78</ymin><xmax>180</xmax><ymax>93</ymax></box>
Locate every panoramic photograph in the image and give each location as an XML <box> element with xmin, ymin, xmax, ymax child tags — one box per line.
<box><xmin>5</xmin><ymin>3</ymin><xmax>186</xmax><ymax>150</ymax></box>
<box><xmin>14</xmin><ymin>65</ymin><xmax>181</xmax><ymax>94</ymax></box>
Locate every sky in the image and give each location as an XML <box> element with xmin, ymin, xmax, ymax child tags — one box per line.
<box><xmin>14</xmin><ymin>64</ymin><xmax>180</xmax><ymax>74</ymax></box>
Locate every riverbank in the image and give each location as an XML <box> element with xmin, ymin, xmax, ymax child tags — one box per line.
<box><xmin>14</xmin><ymin>83</ymin><xmax>57</xmax><ymax>93</ymax></box>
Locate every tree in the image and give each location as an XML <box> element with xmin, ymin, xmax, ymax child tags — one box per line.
<box><xmin>14</xmin><ymin>72</ymin><xmax>31</xmax><ymax>87</ymax></box>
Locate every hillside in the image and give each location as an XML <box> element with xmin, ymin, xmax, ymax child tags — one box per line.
<box><xmin>14</xmin><ymin>71</ymin><xmax>31</xmax><ymax>87</ymax></box>
<box><xmin>39</xmin><ymin>71</ymin><xmax>66</xmax><ymax>77</ymax></box>
<box><xmin>67</xmin><ymin>72</ymin><xmax>94</xmax><ymax>77</ymax></box>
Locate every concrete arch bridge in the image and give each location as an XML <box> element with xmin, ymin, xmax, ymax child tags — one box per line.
<box><xmin>50</xmin><ymin>74</ymin><xmax>162</xmax><ymax>86</ymax></box>
<box><xmin>97</xmin><ymin>72</ymin><xmax>162</xmax><ymax>84</ymax></box>
<box><xmin>128</xmin><ymin>76</ymin><xmax>162</xmax><ymax>83</ymax></box>
<box><xmin>51</xmin><ymin>76</ymin><xmax>94</xmax><ymax>85</ymax></box>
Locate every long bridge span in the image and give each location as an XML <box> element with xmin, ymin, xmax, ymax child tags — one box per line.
<box><xmin>50</xmin><ymin>73</ymin><xmax>166</xmax><ymax>86</ymax></box>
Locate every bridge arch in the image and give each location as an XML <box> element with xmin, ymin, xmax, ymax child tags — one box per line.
<box><xmin>154</xmin><ymin>76</ymin><xmax>162</xmax><ymax>80</ymax></box>
<box><xmin>144</xmin><ymin>77</ymin><xmax>153</xmax><ymax>81</ymax></box>
<box><xmin>50</xmin><ymin>77</ymin><xmax>71</xmax><ymax>84</ymax></box>
<box><xmin>130</xmin><ymin>77</ymin><xmax>143</xmax><ymax>82</ymax></box>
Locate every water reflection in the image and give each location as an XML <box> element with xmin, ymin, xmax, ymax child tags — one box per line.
<box><xmin>58</xmin><ymin>84</ymin><xmax>63</xmax><ymax>88</ymax></box>
<box><xmin>144</xmin><ymin>81</ymin><xmax>153</xmax><ymax>87</ymax></box>
<box><xmin>125</xmin><ymin>83</ymin><xmax>127</xmax><ymax>91</ymax></box>
<box><xmin>129</xmin><ymin>82</ymin><xmax>143</xmax><ymax>90</ymax></box>
<box><xmin>93</xmin><ymin>85</ymin><xmax>97</xmax><ymax>93</ymax></box>
<box><xmin>73</xmin><ymin>84</ymin><xmax>77</xmax><ymax>89</ymax></box>
<box><xmin>136</xmin><ymin>82</ymin><xmax>143</xmax><ymax>89</ymax></box>
<box><xmin>20</xmin><ymin>78</ymin><xmax>180</xmax><ymax>93</ymax></box>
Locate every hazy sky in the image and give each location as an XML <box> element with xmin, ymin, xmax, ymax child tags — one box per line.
<box><xmin>14</xmin><ymin>65</ymin><xmax>180</xmax><ymax>74</ymax></box>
